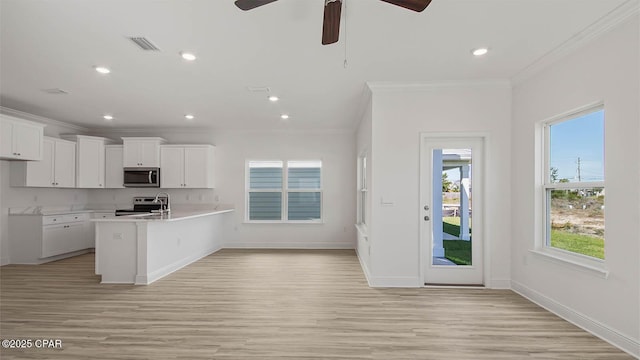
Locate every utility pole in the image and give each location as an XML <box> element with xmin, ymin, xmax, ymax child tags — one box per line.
<box><xmin>577</xmin><ymin>157</ymin><xmax>581</xmax><ymax>182</ymax></box>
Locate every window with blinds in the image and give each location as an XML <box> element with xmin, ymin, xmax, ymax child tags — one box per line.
<box><xmin>247</xmin><ymin>160</ymin><xmax>322</xmax><ymax>222</ymax></box>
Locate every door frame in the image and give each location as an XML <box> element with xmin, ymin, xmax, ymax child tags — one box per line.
<box><xmin>419</xmin><ymin>132</ymin><xmax>491</xmax><ymax>287</ymax></box>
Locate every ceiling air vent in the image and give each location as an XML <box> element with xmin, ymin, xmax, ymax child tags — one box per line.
<box><xmin>42</xmin><ymin>88</ymin><xmax>69</xmax><ymax>95</ymax></box>
<box><xmin>128</xmin><ymin>37</ymin><xmax>160</xmax><ymax>51</ymax></box>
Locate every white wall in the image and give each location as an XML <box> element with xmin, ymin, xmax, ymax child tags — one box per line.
<box><xmin>0</xmin><ymin>117</ymin><xmax>89</xmax><ymax>265</ymax></box>
<box><xmin>365</xmin><ymin>82</ymin><xmax>513</xmax><ymax>287</ymax></box>
<box><xmin>214</xmin><ymin>129</ymin><xmax>356</xmax><ymax>249</ymax></box>
<box><xmin>511</xmin><ymin>15</ymin><xmax>639</xmax><ymax>355</ymax></box>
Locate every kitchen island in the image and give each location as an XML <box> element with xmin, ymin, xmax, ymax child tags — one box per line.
<box><xmin>92</xmin><ymin>208</ymin><xmax>233</xmax><ymax>285</ymax></box>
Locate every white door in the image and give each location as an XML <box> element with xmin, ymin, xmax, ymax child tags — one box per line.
<box><xmin>105</xmin><ymin>146</ymin><xmax>124</xmax><ymax>188</ymax></box>
<box><xmin>160</xmin><ymin>147</ymin><xmax>184</xmax><ymax>188</ymax></box>
<box><xmin>0</xmin><ymin>120</ymin><xmax>13</xmax><ymax>157</ymax></box>
<box><xmin>421</xmin><ymin>136</ymin><xmax>484</xmax><ymax>285</ymax></box>
<box><xmin>54</xmin><ymin>140</ymin><xmax>76</xmax><ymax>188</ymax></box>
<box><xmin>123</xmin><ymin>142</ymin><xmax>141</xmax><ymax>167</ymax></box>
<box><xmin>184</xmin><ymin>147</ymin><xmax>208</xmax><ymax>188</ymax></box>
<box><xmin>139</xmin><ymin>141</ymin><xmax>159</xmax><ymax>167</ymax></box>
<box><xmin>77</xmin><ymin>139</ymin><xmax>103</xmax><ymax>188</ymax></box>
<box><xmin>13</xmin><ymin>122</ymin><xmax>42</xmax><ymax>160</ymax></box>
<box><xmin>27</xmin><ymin>138</ymin><xmax>55</xmax><ymax>187</ymax></box>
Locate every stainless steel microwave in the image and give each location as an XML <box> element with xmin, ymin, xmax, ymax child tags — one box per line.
<box><xmin>123</xmin><ymin>168</ymin><xmax>160</xmax><ymax>187</ymax></box>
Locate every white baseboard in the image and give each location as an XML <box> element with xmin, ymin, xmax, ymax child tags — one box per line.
<box><xmin>136</xmin><ymin>245</ymin><xmax>223</xmax><ymax>285</ymax></box>
<box><xmin>224</xmin><ymin>242</ymin><xmax>355</xmax><ymax>250</ymax></box>
<box><xmin>355</xmin><ymin>249</ymin><xmax>372</xmax><ymax>287</ymax></box>
<box><xmin>0</xmin><ymin>256</ymin><xmax>9</xmax><ymax>266</ymax></box>
<box><xmin>511</xmin><ymin>280</ymin><xmax>640</xmax><ymax>358</ymax></box>
<box><xmin>488</xmin><ymin>278</ymin><xmax>512</xmax><ymax>289</ymax></box>
<box><xmin>368</xmin><ymin>276</ymin><xmax>422</xmax><ymax>288</ymax></box>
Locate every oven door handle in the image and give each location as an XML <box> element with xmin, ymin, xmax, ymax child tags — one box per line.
<box><xmin>148</xmin><ymin>171</ymin><xmax>153</xmax><ymax>184</ymax></box>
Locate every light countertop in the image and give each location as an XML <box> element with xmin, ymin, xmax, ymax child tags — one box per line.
<box><xmin>91</xmin><ymin>208</ymin><xmax>234</xmax><ymax>222</ymax></box>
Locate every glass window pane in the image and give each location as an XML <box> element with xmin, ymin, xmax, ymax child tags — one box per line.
<box><xmin>288</xmin><ymin>192</ymin><xmax>321</xmax><ymax>221</ymax></box>
<box><xmin>249</xmin><ymin>161</ymin><xmax>283</xmax><ymax>189</ymax></box>
<box><xmin>549</xmin><ymin>109</ymin><xmax>604</xmax><ymax>183</ymax></box>
<box><xmin>249</xmin><ymin>192</ymin><xmax>282</xmax><ymax>220</ymax></box>
<box><xmin>288</xmin><ymin>161</ymin><xmax>321</xmax><ymax>189</ymax></box>
<box><xmin>548</xmin><ymin>188</ymin><xmax>605</xmax><ymax>259</ymax></box>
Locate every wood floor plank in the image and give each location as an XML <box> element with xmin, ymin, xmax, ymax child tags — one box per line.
<box><xmin>0</xmin><ymin>249</ymin><xmax>631</xmax><ymax>359</ymax></box>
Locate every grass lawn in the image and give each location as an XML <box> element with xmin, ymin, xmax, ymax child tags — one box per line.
<box><xmin>442</xmin><ymin>217</ymin><xmax>472</xmax><ymax>265</ymax></box>
<box><xmin>550</xmin><ymin>230</ymin><xmax>604</xmax><ymax>259</ymax></box>
<box><xmin>442</xmin><ymin>240</ymin><xmax>471</xmax><ymax>265</ymax></box>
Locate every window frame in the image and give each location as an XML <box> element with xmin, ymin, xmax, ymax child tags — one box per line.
<box><xmin>358</xmin><ymin>153</ymin><xmax>368</xmax><ymax>226</ymax></box>
<box><xmin>537</xmin><ymin>103</ymin><xmax>606</xmax><ymax>269</ymax></box>
<box><xmin>245</xmin><ymin>159</ymin><xmax>323</xmax><ymax>224</ymax></box>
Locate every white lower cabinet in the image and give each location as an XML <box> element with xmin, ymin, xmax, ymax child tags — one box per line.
<box><xmin>8</xmin><ymin>212</ymin><xmax>91</xmax><ymax>264</ymax></box>
<box><xmin>42</xmin><ymin>222</ymin><xmax>86</xmax><ymax>258</ymax></box>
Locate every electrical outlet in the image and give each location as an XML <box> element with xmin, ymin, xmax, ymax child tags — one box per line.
<box><xmin>214</xmin><ymin>195</ymin><xmax>220</xmax><ymax>202</ymax></box>
<box><xmin>198</xmin><ymin>194</ymin><xmax>204</xmax><ymax>201</ymax></box>
<box><xmin>33</xmin><ymin>195</ymin><xmax>38</xmax><ymax>202</ymax></box>
<box><xmin>186</xmin><ymin>194</ymin><xmax>190</xmax><ymax>201</ymax></box>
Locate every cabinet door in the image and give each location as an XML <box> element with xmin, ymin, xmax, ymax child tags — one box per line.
<box><xmin>139</xmin><ymin>141</ymin><xmax>159</xmax><ymax>167</ymax></box>
<box><xmin>42</xmin><ymin>223</ymin><xmax>86</xmax><ymax>257</ymax></box>
<box><xmin>184</xmin><ymin>147</ymin><xmax>210</xmax><ymax>188</ymax></box>
<box><xmin>160</xmin><ymin>147</ymin><xmax>184</xmax><ymax>188</ymax></box>
<box><xmin>0</xmin><ymin>120</ymin><xmax>13</xmax><ymax>157</ymax></box>
<box><xmin>105</xmin><ymin>146</ymin><xmax>124</xmax><ymax>188</ymax></box>
<box><xmin>54</xmin><ymin>140</ymin><xmax>76</xmax><ymax>188</ymax></box>
<box><xmin>123</xmin><ymin>142</ymin><xmax>140</xmax><ymax>167</ymax></box>
<box><xmin>77</xmin><ymin>139</ymin><xmax>104</xmax><ymax>188</ymax></box>
<box><xmin>26</xmin><ymin>138</ymin><xmax>55</xmax><ymax>187</ymax></box>
<box><xmin>13</xmin><ymin>123</ymin><xmax>42</xmax><ymax>160</ymax></box>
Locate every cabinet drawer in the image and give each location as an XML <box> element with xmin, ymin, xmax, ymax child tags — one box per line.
<box><xmin>43</xmin><ymin>213</ymin><xmax>89</xmax><ymax>225</ymax></box>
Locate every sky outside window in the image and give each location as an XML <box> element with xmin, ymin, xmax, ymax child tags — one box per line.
<box><xmin>549</xmin><ymin>109</ymin><xmax>604</xmax><ymax>182</ymax></box>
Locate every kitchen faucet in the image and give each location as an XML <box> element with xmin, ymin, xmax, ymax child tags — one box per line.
<box><xmin>153</xmin><ymin>192</ymin><xmax>171</xmax><ymax>213</ymax></box>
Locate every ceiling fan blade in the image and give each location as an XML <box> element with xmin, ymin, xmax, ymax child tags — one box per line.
<box><xmin>234</xmin><ymin>0</ymin><xmax>278</xmax><ymax>11</ymax></box>
<box><xmin>379</xmin><ymin>0</ymin><xmax>432</xmax><ymax>12</ymax></box>
<box><xmin>322</xmin><ymin>0</ymin><xmax>342</xmax><ymax>45</ymax></box>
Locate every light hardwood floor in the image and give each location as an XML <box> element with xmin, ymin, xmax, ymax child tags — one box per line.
<box><xmin>0</xmin><ymin>249</ymin><xmax>631</xmax><ymax>359</ymax></box>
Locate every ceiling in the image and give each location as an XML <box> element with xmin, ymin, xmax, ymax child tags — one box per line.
<box><xmin>0</xmin><ymin>0</ymin><xmax>629</xmax><ymax>131</ymax></box>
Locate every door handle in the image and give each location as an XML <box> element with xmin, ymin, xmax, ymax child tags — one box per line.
<box><xmin>148</xmin><ymin>171</ymin><xmax>153</xmax><ymax>184</ymax></box>
<box><xmin>424</xmin><ymin>216</ymin><xmax>430</xmax><ymax>221</ymax></box>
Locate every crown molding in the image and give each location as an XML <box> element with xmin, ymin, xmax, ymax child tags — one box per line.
<box><xmin>89</xmin><ymin>126</ymin><xmax>216</xmax><ymax>135</ymax></box>
<box><xmin>512</xmin><ymin>0</ymin><xmax>640</xmax><ymax>85</ymax></box>
<box><xmin>366</xmin><ymin>79</ymin><xmax>512</xmax><ymax>93</ymax></box>
<box><xmin>0</xmin><ymin>106</ymin><xmax>89</xmax><ymax>132</ymax></box>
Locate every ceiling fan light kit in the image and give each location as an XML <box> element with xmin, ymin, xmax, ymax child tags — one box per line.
<box><xmin>234</xmin><ymin>0</ymin><xmax>433</xmax><ymax>45</ymax></box>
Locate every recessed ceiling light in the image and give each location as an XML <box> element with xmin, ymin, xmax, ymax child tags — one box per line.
<box><xmin>103</xmin><ymin>115</ymin><xmax>113</xmax><ymax>121</ymax></box>
<box><xmin>180</xmin><ymin>52</ymin><xmax>197</xmax><ymax>61</ymax></box>
<box><xmin>185</xmin><ymin>114</ymin><xmax>195</xmax><ymax>120</ymax></box>
<box><xmin>280</xmin><ymin>114</ymin><xmax>289</xmax><ymax>120</ymax></box>
<box><xmin>472</xmin><ymin>48</ymin><xmax>489</xmax><ymax>56</ymax></box>
<box><xmin>268</xmin><ymin>95</ymin><xmax>279</xmax><ymax>102</ymax></box>
<box><xmin>94</xmin><ymin>66</ymin><xmax>111</xmax><ymax>74</ymax></box>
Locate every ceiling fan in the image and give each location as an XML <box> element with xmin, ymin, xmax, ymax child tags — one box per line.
<box><xmin>234</xmin><ymin>0</ymin><xmax>433</xmax><ymax>45</ymax></box>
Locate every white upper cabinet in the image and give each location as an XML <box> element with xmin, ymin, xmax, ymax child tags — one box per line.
<box><xmin>122</xmin><ymin>137</ymin><xmax>165</xmax><ymax>168</ymax></box>
<box><xmin>10</xmin><ymin>137</ymin><xmax>76</xmax><ymax>187</ymax></box>
<box><xmin>160</xmin><ymin>145</ymin><xmax>215</xmax><ymax>189</ymax></box>
<box><xmin>0</xmin><ymin>114</ymin><xmax>45</xmax><ymax>161</ymax></box>
<box><xmin>62</xmin><ymin>135</ymin><xmax>113</xmax><ymax>188</ymax></box>
<box><xmin>105</xmin><ymin>145</ymin><xmax>124</xmax><ymax>188</ymax></box>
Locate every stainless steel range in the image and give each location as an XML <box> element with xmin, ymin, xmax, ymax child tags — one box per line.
<box><xmin>115</xmin><ymin>196</ymin><xmax>169</xmax><ymax>216</ymax></box>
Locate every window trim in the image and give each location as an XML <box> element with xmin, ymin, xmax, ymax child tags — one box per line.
<box><xmin>358</xmin><ymin>152</ymin><xmax>368</xmax><ymax>227</ymax></box>
<box><xmin>245</xmin><ymin>159</ymin><xmax>324</xmax><ymax>224</ymax></box>
<box><xmin>537</xmin><ymin>102</ymin><xmax>606</xmax><ymax>271</ymax></box>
